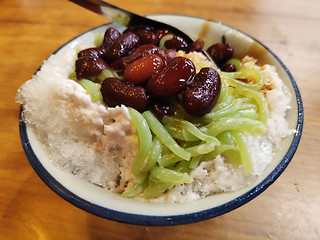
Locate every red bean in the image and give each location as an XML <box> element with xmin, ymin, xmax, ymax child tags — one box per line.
<box><xmin>164</xmin><ymin>49</ymin><xmax>177</xmax><ymax>61</ymax></box>
<box><xmin>102</xmin><ymin>27</ymin><xmax>121</xmax><ymax>48</ymax></box>
<box><xmin>147</xmin><ymin>57</ymin><xmax>196</xmax><ymax>96</ymax></box>
<box><xmin>103</xmin><ymin>32</ymin><xmax>139</xmax><ymax>62</ymax></box>
<box><xmin>78</xmin><ymin>47</ymin><xmax>102</xmax><ymax>58</ymax></box>
<box><xmin>183</xmin><ymin>67</ymin><xmax>221</xmax><ymax>117</ymax></box>
<box><xmin>164</xmin><ymin>35</ymin><xmax>189</xmax><ymax>50</ymax></box>
<box><xmin>135</xmin><ymin>29</ymin><xmax>158</xmax><ymax>45</ymax></box>
<box><xmin>148</xmin><ymin>99</ymin><xmax>175</xmax><ymax>120</ymax></box>
<box><xmin>75</xmin><ymin>56</ymin><xmax>108</xmax><ymax>80</ymax></box>
<box><xmin>207</xmin><ymin>43</ymin><xmax>233</xmax><ymax>66</ymax></box>
<box><xmin>221</xmin><ymin>63</ymin><xmax>236</xmax><ymax>72</ymax></box>
<box><xmin>186</xmin><ymin>39</ymin><xmax>204</xmax><ymax>52</ymax></box>
<box><xmin>124</xmin><ymin>54</ymin><xmax>164</xmax><ymax>85</ymax></box>
<box><xmin>110</xmin><ymin>45</ymin><xmax>168</xmax><ymax>72</ymax></box>
<box><xmin>77</xmin><ymin>28</ymin><xmax>121</xmax><ymax>59</ymax></box>
<box><xmin>100</xmin><ymin>77</ymin><xmax>149</xmax><ymax>112</ymax></box>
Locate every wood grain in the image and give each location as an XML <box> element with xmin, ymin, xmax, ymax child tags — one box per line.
<box><xmin>0</xmin><ymin>0</ymin><xmax>319</xmax><ymax>239</ymax></box>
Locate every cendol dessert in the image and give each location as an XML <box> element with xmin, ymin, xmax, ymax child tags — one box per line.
<box><xmin>16</xmin><ymin>25</ymin><xmax>293</xmax><ymax>203</ymax></box>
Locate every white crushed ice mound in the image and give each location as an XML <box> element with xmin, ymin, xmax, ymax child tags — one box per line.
<box><xmin>16</xmin><ymin>45</ymin><xmax>138</xmax><ymax>192</ymax></box>
<box><xmin>152</xmin><ymin>155</ymin><xmax>255</xmax><ymax>203</ymax></box>
<box><xmin>16</xmin><ymin>45</ymin><xmax>293</xmax><ymax>203</ymax></box>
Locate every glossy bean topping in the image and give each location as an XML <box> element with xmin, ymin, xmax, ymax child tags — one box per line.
<box><xmin>146</xmin><ymin>57</ymin><xmax>196</xmax><ymax>96</ymax></box>
<box><xmin>183</xmin><ymin>67</ymin><xmax>221</xmax><ymax>117</ymax></box>
<box><xmin>148</xmin><ymin>99</ymin><xmax>175</xmax><ymax>120</ymax></box>
<box><xmin>75</xmin><ymin>56</ymin><xmax>108</xmax><ymax>80</ymax></box>
<box><xmin>73</xmin><ymin>27</ymin><xmax>232</xmax><ymax>116</ymax></box>
<box><xmin>207</xmin><ymin>43</ymin><xmax>234</xmax><ymax>66</ymax></box>
<box><xmin>164</xmin><ymin>35</ymin><xmax>189</xmax><ymax>50</ymax></box>
<box><xmin>135</xmin><ymin>29</ymin><xmax>158</xmax><ymax>45</ymax></box>
<box><xmin>221</xmin><ymin>63</ymin><xmax>236</xmax><ymax>72</ymax></box>
<box><xmin>164</xmin><ymin>49</ymin><xmax>177</xmax><ymax>61</ymax></box>
<box><xmin>103</xmin><ymin>32</ymin><xmax>139</xmax><ymax>62</ymax></box>
<box><xmin>78</xmin><ymin>47</ymin><xmax>103</xmax><ymax>59</ymax></box>
<box><xmin>102</xmin><ymin>27</ymin><xmax>121</xmax><ymax>48</ymax></box>
<box><xmin>110</xmin><ymin>45</ymin><xmax>168</xmax><ymax>71</ymax></box>
<box><xmin>123</xmin><ymin>25</ymin><xmax>158</xmax><ymax>45</ymax></box>
<box><xmin>124</xmin><ymin>54</ymin><xmax>164</xmax><ymax>85</ymax></box>
<box><xmin>186</xmin><ymin>39</ymin><xmax>204</xmax><ymax>53</ymax></box>
<box><xmin>100</xmin><ymin>77</ymin><xmax>149</xmax><ymax>112</ymax></box>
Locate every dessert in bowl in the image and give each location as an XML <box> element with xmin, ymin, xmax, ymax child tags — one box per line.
<box><xmin>16</xmin><ymin>14</ymin><xmax>303</xmax><ymax>225</ymax></box>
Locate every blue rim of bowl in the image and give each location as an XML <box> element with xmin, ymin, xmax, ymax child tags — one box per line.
<box><xmin>19</xmin><ymin>14</ymin><xmax>303</xmax><ymax>226</ymax></box>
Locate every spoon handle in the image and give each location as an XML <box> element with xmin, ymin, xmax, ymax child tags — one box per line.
<box><xmin>68</xmin><ymin>0</ymin><xmax>135</xmax><ymax>27</ymax></box>
<box><xmin>68</xmin><ymin>0</ymin><xmax>194</xmax><ymax>42</ymax></box>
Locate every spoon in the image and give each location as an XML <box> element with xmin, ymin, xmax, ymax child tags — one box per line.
<box><xmin>68</xmin><ymin>0</ymin><xmax>216</xmax><ymax>65</ymax></box>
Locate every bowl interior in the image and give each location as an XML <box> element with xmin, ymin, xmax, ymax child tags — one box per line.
<box><xmin>21</xmin><ymin>14</ymin><xmax>302</xmax><ymax>225</ymax></box>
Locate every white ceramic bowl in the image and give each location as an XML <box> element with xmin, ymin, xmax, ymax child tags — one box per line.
<box><xmin>19</xmin><ymin>14</ymin><xmax>303</xmax><ymax>226</ymax></box>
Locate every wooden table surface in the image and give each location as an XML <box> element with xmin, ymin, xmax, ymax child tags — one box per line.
<box><xmin>0</xmin><ymin>0</ymin><xmax>319</xmax><ymax>239</ymax></box>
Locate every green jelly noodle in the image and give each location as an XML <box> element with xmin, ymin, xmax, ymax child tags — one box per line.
<box><xmin>124</xmin><ymin>59</ymin><xmax>270</xmax><ymax>199</ymax></box>
<box><xmin>77</xmin><ymin>79</ymin><xmax>102</xmax><ymax>102</ymax></box>
<box><xmin>127</xmin><ymin>108</ymin><xmax>153</xmax><ymax>176</ymax></box>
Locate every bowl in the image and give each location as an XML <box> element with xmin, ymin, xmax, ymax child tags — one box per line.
<box><xmin>19</xmin><ymin>14</ymin><xmax>303</xmax><ymax>226</ymax></box>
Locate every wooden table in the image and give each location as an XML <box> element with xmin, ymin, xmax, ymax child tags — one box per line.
<box><xmin>0</xmin><ymin>0</ymin><xmax>319</xmax><ymax>239</ymax></box>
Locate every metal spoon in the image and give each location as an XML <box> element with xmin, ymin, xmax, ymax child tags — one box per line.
<box><xmin>68</xmin><ymin>0</ymin><xmax>216</xmax><ymax>65</ymax></box>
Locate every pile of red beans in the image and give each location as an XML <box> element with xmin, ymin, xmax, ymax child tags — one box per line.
<box><xmin>75</xmin><ymin>26</ymin><xmax>234</xmax><ymax>118</ymax></box>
